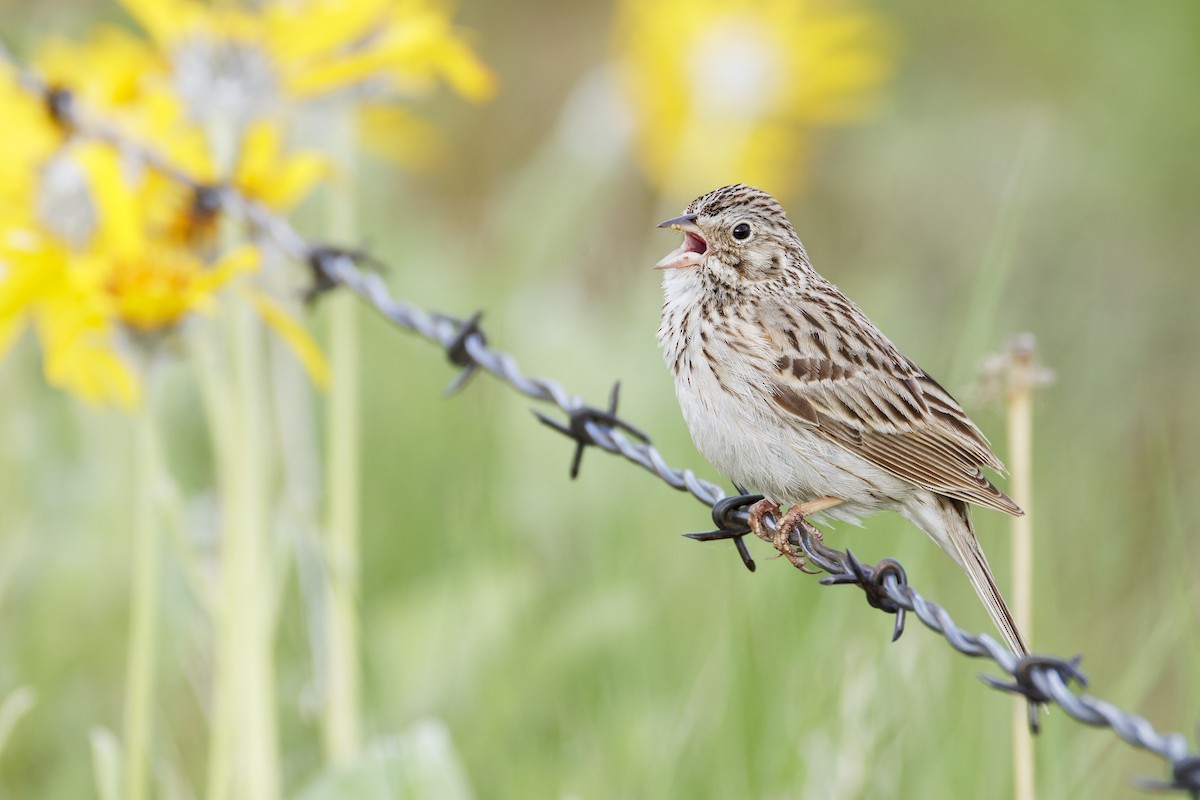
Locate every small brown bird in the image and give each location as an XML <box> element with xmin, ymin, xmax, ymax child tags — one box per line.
<box><xmin>656</xmin><ymin>183</ymin><xmax>1028</xmax><ymax>656</ymax></box>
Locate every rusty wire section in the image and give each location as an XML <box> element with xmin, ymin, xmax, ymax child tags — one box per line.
<box><xmin>7</xmin><ymin>56</ymin><xmax>1200</xmax><ymax>798</ymax></box>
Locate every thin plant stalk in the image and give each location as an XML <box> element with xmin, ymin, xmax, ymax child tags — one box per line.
<box><xmin>203</xmin><ymin>119</ymin><xmax>281</xmax><ymax>800</ymax></box>
<box><xmin>229</xmin><ymin>296</ymin><xmax>280</xmax><ymax>799</ymax></box>
<box><xmin>204</xmin><ymin>300</ymin><xmax>280</xmax><ymax>800</ymax></box>
<box><xmin>1007</xmin><ymin>337</ymin><xmax>1036</xmax><ymax>800</ymax></box>
<box><xmin>123</xmin><ymin>389</ymin><xmax>161</xmax><ymax>800</ymax></box>
<box><xmin>322</xmin><ymin>110</ymin><xmax>363</xmax><ymax>764</ymax></box>
<box><xmin>195</xmin><ymin>325</ymin><xmax>234</xmax><ymax>800</ymax></box>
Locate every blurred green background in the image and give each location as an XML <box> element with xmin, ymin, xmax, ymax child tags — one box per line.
<box><xmin>2</xmin><ymin>0</ymin><xmax>1199</xmax><ymax>798</ymax></box>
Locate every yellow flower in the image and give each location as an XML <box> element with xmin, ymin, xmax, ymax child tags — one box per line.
<box><xmin>226</xmin><ymin>122</ymin><xmax>329</xmax><ymax>212</ymax></box>
<box><xmin>0</xmin><ymin>143</ymin><xmax>256</xmax><ymax>407</ymax></box>
<box><xmin>298</xmin><ymin>0</ymin><xmax>495</xmax><ymax>101</ymax></box>
<box><xmin>34</xmin><ymin>25</ymin><xmax>163</xmax><ymax>114</ymax></box>
<box><xmin>117</xmin><ymin>0</ymin><xmax>495</xmax><ymax>124</ymax></box>
<box><xmin>150</xmin><ymin>119</ymin><xmax>328</xmax><ymax>248</ymax></box>
<box><xmin>612</xmin><ymin>0</ymin><xmax>894</xmax><ymax>196</ymax></box>
<box><xmin>2</xmin><ymin>228</ymin><xmax>141</xmax><ymax>409</ymax></box>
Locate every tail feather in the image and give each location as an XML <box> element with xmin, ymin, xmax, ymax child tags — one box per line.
<box><xmin>926</xmin><ymin>497</ymin><xmax>1030</xmax><ymax>656</ymax></box>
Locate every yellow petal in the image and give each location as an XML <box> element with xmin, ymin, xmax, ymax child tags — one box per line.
<box><xmin>35</xmin><ymin>26</ymin><xmax>163</xmax><ymax>110</ymax></box>
<box><xmin>50</xmin><ymin>341</ymin><xmax>141</xmax><ymax>409</ymax></box>
<box><xmin>118</xmin><ymin>0</ymin><xmax>196</xmax><ymax>46</ymax></box>
<box><xmin>434</xmin><ymin>37</ymin><xmax>496</xmax><ymax>102</ymax></box>
<box><xmin>204</xmin><ymin>244</ymin><xmax>260</xmax><ymax>289</ymax></box>
<box><xmin>266</xmin><ymin>152</ymin><xmax>328</xmax><ymax>210</ymax></box>
<box><xmin>285</xmin><ymin>47</ymin><xmax>401</xmax><ymax>98</ymax></box>
<box><xmin>236</xmin><ymin>122</ymin><xmax>284</xmax><ymax>183</ymax></box>
<box><xmin>266</xmin><ymin>0</ymin><xmax>392</xmax><ymax>64</ymax></box>
<box><xmin>75</xmin><ymin>144</ymin><xmax>142</xmax><ymax>259</ymax></box>
<box><xmin>235</xmin><ymin>123</ymin><xmax>327</xmax><ymax>210</ymax></box>
<box><xmin>36</xmin><ymin>294</ymin><xmax>140</xmax><ymax>409</ymax></box>
<box><xmin>243</xmin><ymin>287</ymin><xmax>329</xmax><ymax>388</ymax></box>
<box><xmin>359</xmin><ymin>105</ymin><xmax>448</xmax><ymax>171</ymax></box>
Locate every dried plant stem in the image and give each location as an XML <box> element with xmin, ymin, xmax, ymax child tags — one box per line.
<box><xmin>123</xmin><ymin>397</ymin><xmax>160</xmax><ymax>800</ymax></box>
<box><xmin>322</xmin><ymin>111</ymin><xmax>363</xmax><ymax>764</ymax></box>
<box><xmin>204</xmin><ymin>119</ymin><xmax>281</xmax><ymax>800</ymax></box>
<box><xmin>196</xmin><ymin>326</ymin><xmax>233</xmax><ymax>800</ymax></box>
<box><xmin>205</xmin><ymin>302</ymin><xmax>280</xmax><ymax>800</ymax></box>
<box><xmin>226</xmin><ymin>299</ymin><xmax>280</xmax><ymax>799</ymax></box>
<box><xmin>1007</xmin><ymin>339</ymin><xmax>1036</xmax><ymax>800</ymax></box>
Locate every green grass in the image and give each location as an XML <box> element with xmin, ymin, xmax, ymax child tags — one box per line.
<box><xmin>3</xmin><ymin>0</ymin><xmax>1200</xmax><ymax>797</ymax></box>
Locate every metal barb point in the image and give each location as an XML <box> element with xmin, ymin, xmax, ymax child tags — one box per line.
<box><xmin>820</xmin><ymin>553</ymin><xmax>908</xmax><ymax>640</ymax></box>
<box><xmin>44</xmin><ymin>86</ymin><xmax>75</xmax><ymax>127</ymax></box>
<box><xmin>682</xmin><ymin>493</ymin><xmax>764</xmax><ymax>573</ymax></box>
<box><xmin>305</xmin><ymin>246</ymin><xmax>349</xmax><ymax>304</ymax></box>
<box><xmin>533</xmin><ymin>382</ymin><xmax>649</xmax><ymax>480</ymax></box>
<box><xmin>1135</xmin><ymin>756</ymin><xmax>1200</xmax><ymax>797</ymax></box>
<box><xmin>192</xmin><ymin>184</ymin><xmax>225</xmax><ymax>217</ymax></box>
<box><xmin>444</xmin><ymin>311</ymin><xmax>486</xmax><ymax>395</ymax></box>
<box><xmin>980</xmin><ymin>654</ymin><xmax>1087</xmax><ymax>734</ymax></box>
<box><xmin>305</xmin><ymin>245</ymin><xmax>386</xmax><ymax>305</ymax></box>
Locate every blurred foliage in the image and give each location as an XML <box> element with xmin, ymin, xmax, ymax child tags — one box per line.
<box><xmin>1</xmin><ymin>0</ymin><xmax>1199</xmax><ymax>798</ymax></box>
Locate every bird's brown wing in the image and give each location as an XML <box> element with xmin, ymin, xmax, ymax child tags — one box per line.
<box><xmin>758</xmin><ymin>295</ymin><xmax>1023</xmax><ymax>517</ymax></box>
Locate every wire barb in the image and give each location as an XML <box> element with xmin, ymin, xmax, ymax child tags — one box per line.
<box><xmin>822</xmin><ymin>554</ymin><xmax>909</xmax><ymax>642</ymax></box>
<box><xmin>44</xmin><ymin>85</ymin><xmax>75</xmax><ymax>129</ymax></box>
<box><xmin>305</xmin><ymin>245</ymin><xmax>385</xmax><ymax>305</ymax></box>
<box><xmin>1137</xmin><ymin>756</ymin><xmax>1200</xmax><ymax>799</ymax></box>
<box><xmin>980</xmin><ymin>654</ymin><xmax>1087</xmax><ymax>734</ymax></box>
<box><xmin>534</xmin><ymin>382</ymin><xmax>649</xmax><ymax>479</ymax></box>
<box><xmin>192</xmin><ymin>184</ymin><xmax>225</xmax><ymax>218</ymax></box>
<box><xmin>683</xmin><ymin>492</ymin><xmax>765</xmax><ymax>572</ymax></box>
<box><xmin>443</xmin><ymin>311</ymin><xmax>486</xmax><ymax>395</ymax></box>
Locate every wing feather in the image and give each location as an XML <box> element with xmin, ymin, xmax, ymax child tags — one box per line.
<box><xmin>761</xmin><ymin>294</ymin><xmax>1022</xmax><ymax>517</ymax></box>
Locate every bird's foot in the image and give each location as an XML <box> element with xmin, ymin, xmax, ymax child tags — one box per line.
<box><xmin>774</xmin><ymin>497</ymin><xmax>843</xmax><ymax>574</ymax></box>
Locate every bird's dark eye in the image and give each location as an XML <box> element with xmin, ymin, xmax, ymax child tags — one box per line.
<box><xmin>732</xmin><ymin>222</ymin><xmax>752</xmax><ymax>240</ymax></box>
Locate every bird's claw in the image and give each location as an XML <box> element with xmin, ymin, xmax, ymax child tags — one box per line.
<box><xmin>746</xmin><ymin>498</ymin><xmax>780</xmax><ymax>543</ymax></box>
<box><xmin>747</xmin><ymin>499</ymin><xmax>824</xmax><ymax>573</ymax></box>
<box><xmin>775</xmin><ymin>506</ymin><xmax>823</xmax><ymax>574</ymax></box>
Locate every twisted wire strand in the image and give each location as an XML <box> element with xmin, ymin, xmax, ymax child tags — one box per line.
<box><xmin>4</xmin><ymin>50</ymin><xmax>1198</xmax><ymax>797</ymax></box>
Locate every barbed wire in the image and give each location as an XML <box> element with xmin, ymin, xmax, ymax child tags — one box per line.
<box><xmin>5</xmin><ymin>51</ymin><xmax>1199</xmax><ymax>797</ymax></box>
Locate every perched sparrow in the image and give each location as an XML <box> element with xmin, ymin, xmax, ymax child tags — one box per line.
<box><xmin>656</xmin><ymin>183</ymin><xmax>1028</xmax><ymax>656</ymax></box>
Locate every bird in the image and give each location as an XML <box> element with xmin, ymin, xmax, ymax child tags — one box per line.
<box><xmin>655</xmin><ymin>183</ymin><xmax>1029</xmax><ymax>656</ymax></box>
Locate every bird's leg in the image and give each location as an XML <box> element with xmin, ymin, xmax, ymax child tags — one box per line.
<box><xmin>746</xmin><ymin>498</ymin><xmax>781</xmax><ymax>544</ymax></box>
<box><xmin>775</xmin><ymin>497</ymin><xmax>844</xmax><ymax>574</ymax></box>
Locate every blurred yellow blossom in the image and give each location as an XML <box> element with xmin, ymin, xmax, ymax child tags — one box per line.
<box><xmin>82</xmin><ymin>147</ymin><xmax>259</xmax><ymax>331</ymax></box>
<box><xmin>117</xmin><ymin>0</ymin><xmax>495</xmax><ymax>125</ymax></box>
<box><xmin>233</xmin><ymin>122</ymin><xmax>328</xmax><ymax>210</ymax></box>
<box><xmin>359</xmin><ymin>105</ymin><xmax>448</xmax><ymax>170</ymax></box>
<box><xmin>34</xmin><ymin>25</ymin><xmax>162</xmax><ymax>113</ymax></box>
<box><xmin>0</xmin><ymin>138</ymin><xmax>328</xmax><ymax>408</ymax></box>
<box><xmin>612</xmin><ymin>0</ymin><xmax>894</xmax><ymax>195</ymax></box>
<box><xmin>152</xmin><ymin>119</ymin><xmax>328</xmax><ymax>247</ymax></box>
<box><xmin>0</xmin><ymin>0</ymin><xmax>489</xmax><ymax>409</ymax></box>
<box><xmin>0</xmin><ymin>143</ymin><xmax>256</xmax><ymax>407</ymax></box>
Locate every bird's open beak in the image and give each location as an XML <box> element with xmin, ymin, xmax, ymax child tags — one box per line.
<box><xmin>655</xmin><ymin>213</ymin><xmax>707</xmax><ymax>271</ymax></box>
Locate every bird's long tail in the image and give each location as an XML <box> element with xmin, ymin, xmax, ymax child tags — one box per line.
<box><xmin>925</xmin><ymin>497</ymin><xmax>1030</xmax><ymax>657</ymax></box>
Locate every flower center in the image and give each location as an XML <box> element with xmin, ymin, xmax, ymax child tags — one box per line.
<box><xmin>105</xmin><ymin>249</ymin><xmax>203</xmax><ymax>331</ymax></box>
<box><xmin>687</xmin><ymin>18</ymin><xmax>783</xmax><ymax>118</ymax></box>
<box><xmin>171</xmin><ymin>35</ymin><xmax>280</xmax><ymax>126</ymax></box>
<box><xmin>36</xmin><ymin>154</ymin><xmax>97</xmax><ymax>249</ymax></box>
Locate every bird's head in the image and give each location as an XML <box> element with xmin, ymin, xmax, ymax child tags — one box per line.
<box><xmin>655</xmin><ymin>183</ymin><xmax>808</xmax><ymax>289</ymax></box>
